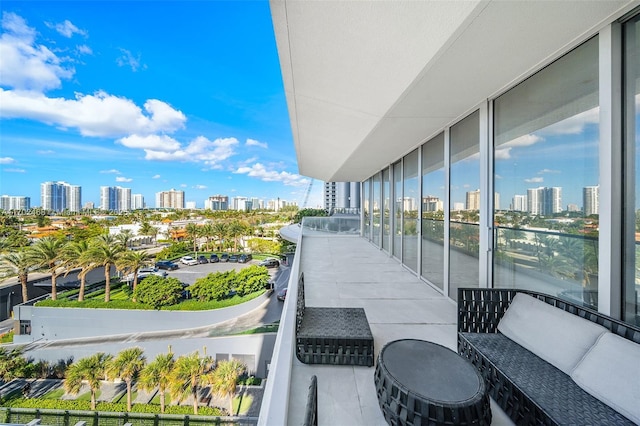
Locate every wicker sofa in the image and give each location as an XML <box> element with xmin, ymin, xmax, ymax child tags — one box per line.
<box><xmin>295</xmin><ymin>273</ymin><xmax>374</xmax><ymax>366</ymax></box>
<box><xmin>457</xmin><ymin>288</ymin><xmax>640</xmax><ymax>425</ymax></box>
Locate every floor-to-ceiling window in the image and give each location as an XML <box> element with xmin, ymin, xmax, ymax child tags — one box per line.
<box><xmin>624</xmin><ymin>17</ymin><xmax>640</xmax><ymax>326</ymax></box>
<box><xmin>382</xmin><ymin>167</ymin><xmax>391</xmax><ymax>252</ymax></box>
<box><xmin>393</xmin><ymin>161</ymin><xmax>402</xmax><ymax>259</ymax></box>
<box><xmin>372</xmin><ymin>173</ymin><xmax>382</xmax><ymax>246</ymax></box>
<box><xmin>493</xmin><ymin>37</ymin><xmax>600</xmax><ymax>308</ymax></box>
<box><xmin>402</xmin><ymin>150</ymin><xmax>419</xmax><ymax>272</ymax></box>
<box><xmin>363</xmin><ymin>178</ymin><xmax>371</xmax><ymax>239</ymax></box>
<box><xmin>421</xmin><ymin>133</ymin><xmax>445</xmax><ymax>290</ymax></box>
<box><xmin>450</xmin><ymin>111</ymin><xmax>480</xmax><ymax>299</ymax></box>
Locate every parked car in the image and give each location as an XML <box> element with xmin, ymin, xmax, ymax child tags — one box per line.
<box><xmin>277</xmin><ymin>288</ymin><xmax>287</xmax><ymax>301</ymax></box>
<box><xmin>155</xmin><ymin>260</ymin><xmax>179</xmax><ymax>271</ymax></box>
<box><xmin>259</xmin><ymin>258</ymin><xmax>280</xmax><ymax>268</ymax></box>
<box><xmin>229</xmin><ymin>254</ymin><xmax>239</xmax><ymax>262</ymax></box>
<box><xmin>124</xmin><ymin>267</ymin><xmax>167</xmax><ymax>281</ymax></box>
<box><xmin>238</xmin><ymin>254</ymin><xmax>252</xmax><ymax>263</ymax></box>
<box><xmin>209</xmin><ymin>253</ymin><xmax>220</xmax><ymax>263</ymax></box>
<box><xmin>180</xmin><ymin>256</ymin><xmax>198</xmax><ymax>266</ymax></box>
<box><xmin>197</xmin><ymin>255</ymin><xmax>209</xmax><ymax>264</ymax></box>
<box><xmin>220</xmin><ymin>253</ymin><xmax>230</xmax><ymax>262</ymax></box>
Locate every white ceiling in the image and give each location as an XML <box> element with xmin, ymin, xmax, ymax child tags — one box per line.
<box><xmin>270</xmin><ymin>0</ymin><xmax>639</xmax><ymax>182</ymax></box>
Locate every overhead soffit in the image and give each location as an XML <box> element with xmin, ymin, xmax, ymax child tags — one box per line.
<box><xmin>270</xmin><ymin>0</ymin><xmax>637</xmax><ymax>182</ymax></box>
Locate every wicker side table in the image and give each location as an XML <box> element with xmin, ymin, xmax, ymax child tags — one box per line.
<box><xmin>374</xmin><ymin>339</ymin><xmax>491</xmax><ymax>426</ymax></box>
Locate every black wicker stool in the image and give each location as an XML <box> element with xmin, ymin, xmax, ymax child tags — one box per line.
<box><xmin>374</xmin><ymin>339</ymin><xmax>491</xmax><ymax>426</ymax></box>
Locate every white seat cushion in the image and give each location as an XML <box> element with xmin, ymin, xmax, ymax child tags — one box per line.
<box><xmin>571</xmin><ymin>332</ymin><xmax>640</xmax><ymax>424</ymax></box>
<box><xmin>497</xmin><ymin>293</ymin><xmax>607</xmax><ymax>374</ymax></box>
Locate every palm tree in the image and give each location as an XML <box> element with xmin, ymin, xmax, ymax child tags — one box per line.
<box><xmin>87</xmin><ymin>236</ymin><xmax>124</xmax><ymax>302</ymax></box>
<box><xmin>31</xmin><ymin>237</ymin><xmax>67</xmax><ymax>300</ymax></box>
<box><xmin>169</xmin><ymin>351</ymin><xmax>214</xmax><ymax>415</ymax></box>
<box><xmin>208</xmin><ymin>359</ymin><xmax>246</xmax><ymax>415</ymax></box>
<box><xmin>200</xmin><ymin>223</ymin><xmax>214</xmax><ymax>251</ymax></box>
<box><xmin>227</xmin><ymin>221</ymin><xmax>245</xmax><ymax>253</ymax></box>
<box><xmin>212</xmin><ymin>222</ymin><xmax>228</xmax><ymax>251</ymax></box>
<box><xmin>117</xmin><ymin>250</ymin><xmax>153</xmax><ymax>291</ymax></box>
<box><xmin>185</xmin><ymin>223</ymin><xmax>200</xmax><ymax>253</ymax></box>
<box><xmin>139</xmin><ymin>352</ymin><xmax>174</xmax><ymax>413</ymax></box>
<box><xmin>64</xmin><ymin>352</ymin><xmax>112</xmax><ymax>410</ymax></box>
<box><xmin>61</xmin><ymin>240</ymin><xmax>96</xmax><ymax>302</ymax></box>
<box><xmin>107</xmin><ymin>347</ymin><xmax>146</xmax><ymax>412</ymax></box>
<box><xmin>139</xmin><ymin>222</ymin><xmax>158</xmax><ymax>245</ymax></box>
<box><xmin>116</xmin><ymin>229</ymin><xmax>135</xmax><ymax>249</ymax></box>
<box><xmin>0</xmin><ymin>250</ymin><xmax>37</xmax><ymax>303</ymax></box>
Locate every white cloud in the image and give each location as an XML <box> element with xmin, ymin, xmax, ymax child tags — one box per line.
<box><xmin>76</xmin><ymin>45</ymin><xmax>92</xmax><ymax>55</ymax></box>
<box><xmin>0</xmin><ymin>157</ymin><xmax>16</xmax><ymax>164</ymax></box>
<box><xmin>496</xmin><ymin>134</ymin><xmax>544</xmax><ymax>160</ymax></box>
<box><xmin>36</xmin><ymin>149</ymin><xmax>54</xmax><ymax>155</ymax></box>
<box><xmin>540</xmin><ymin>108</ymin><xmax>599</xmax><ymax>136</ymax></box>
<box><xmin>118</xmin><ymin>134</ymin><xmax>181</xmax><ymax>151</ymax></box>
<box><xmin>48</xmin><ymin>20</ymin><xmax>86</xmax><ymax>38</ymax></box>
<box><xmin>144</xmin><ymin>136</ymin><xmax>239</xmax><ymax>166</ymax></box>
<box><xmin>100</xmin><ymin>169</ymin><xmax>121</xmax><ymax>174</ymax></box>
<box><xmin>0</xmin><ymin>89</ymin><xmax>186</xmax><ymax>137</ymax></box>
<box><xmin>194</xmin><ymin>185</ymin><xmax>207</xmax><ymax>190</ymax></box>
<box><xmin>3</xmin><ymin>168</ymin><xmax>25</xmax><ymax>173</ymax></box>
<box><xmin>152</xmin><ymin>174</ymin><xmax>161</xmax><ymax>179</ymax></box>
<box><xmin>537</xmin><ymin>168</ymin><xmax>560</xmax><ymax>174</ymax></box>
<box><xmin>234</xmin><ymin>163</ymin><xmax>310</xmax><ymax>187</ymax></box>
<box><xmin>180</xmin><ymin>184</ymin><xmax>187</xmax><ymax>188</ymax></box>
<box><xmin>525</xmin><ymin>177</ymin><xmax>544</xmax><ymax>183</ymax></box>
<box><xmin>246</xmin><ymin>138</ymin><xmax>268</xmax><ymax>149</ymax></box>
<box><xmin>0</xmin><ymin>12</ymin><xmax>75</xmax><ymax>91</ymax></box>
<box><xmin>116</xmin><ymin>48</ymin><xmax>144</xmax><ymax>72</ymax></box>
<box><xmin>116</xmin><ymin>176</ymin><xmax>132</xmax><ymax>182</ymax></box>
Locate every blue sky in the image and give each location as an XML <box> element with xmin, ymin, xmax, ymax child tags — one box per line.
<box><xmin>0</xmin><ymin>1</ymin><xmax>323</xmax><ymax>209</ymax></box>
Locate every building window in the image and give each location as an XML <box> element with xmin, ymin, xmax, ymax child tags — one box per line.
<box><xmin>422</xmin><ymin>133</ymin><xmax>445</xmax><ymax>290</ymax></box>
<box><xmin>363</xmin><ymin>178</ymin><xmax>371</xmax><ymax>240</ymax></box>
<box><xmin>393</xmin><ymin>161</ymin><xmax>403</xmax><ymax>259</ymax></box>
<box><xmin>624</xmin><ymin>17</ymin><xmax>640</xmax><ymax>326</ymax></box>
<box><xmin>19</xmin><ymin>320</ymin><xmax>31</xmax><ymax>335</ymax></box>
<box><xmin>373</xmin><ymin>172</ymin><xmax>382</xmax><ymax>246</ymax></box>
<box><xmin>493</xmin><ymin>37</ymin><xmax>599</xmax><ymax>308</ymax></box>
<box><xmin>403</xmin><ymin>149</ymin><xmax>419</xmax><ymax>272</ymax></box>
<box><xmin>383</xmin><ymin>167</ymin><xmax>391</xmax><ymax>252</ymax></box>
<box><xmin>450</xmin><ymin>111</ymin><xmax>480</xmax><ymax>299</ymax></box>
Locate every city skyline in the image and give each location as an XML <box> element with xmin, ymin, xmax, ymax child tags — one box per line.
<box><xmin>0</xmin><ymin>3</ymin><xmax>325</xmax><ymax>209</ymax></box>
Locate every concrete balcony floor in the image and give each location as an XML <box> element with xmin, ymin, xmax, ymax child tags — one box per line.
<box><xmin>287</xmin><ymin>234</ymin><xmax>513</xmax><ymax>426</ymax></box>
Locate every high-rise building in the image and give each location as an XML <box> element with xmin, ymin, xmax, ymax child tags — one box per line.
<box><xmin>0</xmin><ymin>195</ymin><xmax>30</xmax><ymax>211</ymax></box>
<box><xmin>511</xmin><ymin>195</ymin><xmax>527</xmax><ymax>212</ymax></box>
<box><xmin>185</xmin><ymin>201</ymin><xmax>197</xmax><ymax>209</ymax></box>
<box><xmin>527</xmin><ymin>187</ymin><xmax>562</xmax><ymax>216</ymax></box>
<box><xmin>100</xmin><ymin>186</ymin><xmax>131</xmax><ymax>212</ymax></box>
<box><xmin>232</xmin><ymin>196</ymin><xmax>248</xmax><ymax>211</ymax></box>
<box><xmin>466</xmin><ymin>189</ymin><xmax>480</xmax><ymax>210</ymax></box>
<box><xmin>155</xmin><ymin>189</ymin><xmax>185</xmax><ymax>209</ymax></box>
<box><xmin>422</xmin><ymin>196</ymin><xmax>443</xmax><ymax>212</ymax></box>
<box><xmin>325</xmin><ymin>181</ymin><xmax>360</xmax><ymax>210</ymax></box>
<box><xmin>204</xmin><ymin>195</ymin><xmax>228</xmax><ymax>210</ymax></box>
<box><xmin>131</xmin><ymin>194</ymin><xmax>145</xmax><ymax>210</ymax></box>
<box><xmin>40</xmin><ymin>181</ymin><xmax>81</xmax><ymax>212</ymax></box>
<box><xmin>583</xmin><ymin>185</ymin><xmax>599</xmax><ymax>216</ymax></box>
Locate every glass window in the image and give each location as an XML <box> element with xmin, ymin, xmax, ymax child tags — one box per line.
<box><xmin>393</xmin><ymin>161</ymin><xmax>402</xmax><ymax>259</ymax></box>
<box><xmin>624</xmin><ymin>18</ymin><xmax>640</xmax><ymax>326</ymax></box>
<box><xmin>403</xmin><ymin>150</ymin><xmax>419</xmax><ymax>272</ymax></box>
<box><xmin>493</xmin><ymin>37</ymin><xmax>599</xmax><ymax>309</ymax></box>
<box><xmin>422</xmin><ymin>133</ymin><xmax>445</xmax><ymax>290</ymax></box>
<box><xmin>383</xmin><ymin>167</ymin><xmax>391</xmax><ymax>252</ymax></box>
<box><xmin>363</xmin><ymin>178</ymin><xmax>371</xmax><ymax>239</ymax></box>
<box><xmin>373</xmin><ymin>173</ymin><xmax>382</xmax><ymax>246</ymax></box>
<box><xmin>450</xmin><ymin>111</ymin><xmax>480</xmax><ymax>299</ymax></box>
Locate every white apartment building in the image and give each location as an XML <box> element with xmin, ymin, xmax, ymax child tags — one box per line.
<box><xmin>100</xmin><ymin>186</ymin><xmax>131</xmax><ymax>212</ymax></box>
<box><xmin>40</xmin><ymin>181</ymin><xmax>81</xmax><ymax>212</ymax></box>
<box><xmin>155</xmin><ymin>189</ymin><xmax>185</xmax><ymax>209</ymax></box>
<box><xmin>0</xmin><ymin>195</ymin><xmax>30</xmax><ymax>211</ymax></box>
<box><xmin>584</xmin><ymin>185</ymin><xmax>600</xmax><ymax>216</ymax></box>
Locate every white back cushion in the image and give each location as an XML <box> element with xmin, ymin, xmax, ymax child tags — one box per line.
<box><xmin>571</xmin><ymin>332</ymin><xmax>640</xmax><ymax>424</ymax></box>
<box><xmin>497</xmin><ymin>293</ymin><xmax>607</xmax><ymax>374</ymax></box>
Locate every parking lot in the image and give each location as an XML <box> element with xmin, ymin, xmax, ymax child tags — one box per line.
<box><xmin>166</xmin><ymin>258</ymin><xmax>277</xmax><ymax>286</ymax></box>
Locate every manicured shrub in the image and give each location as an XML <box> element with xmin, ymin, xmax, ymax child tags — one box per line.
<box><xmin>235</xmin><ymin>265</ymin><xmax>269</xmax><ymax>296</ymax></box>
<box><xmin>189</xmin><ymin>270</ymin><xmax>236</xmax><ymax>301</ymax></box>
<box><xmin>133</xmin><ymin>276</ymin><xmax>183</xmax><ymax>308</ymax></box>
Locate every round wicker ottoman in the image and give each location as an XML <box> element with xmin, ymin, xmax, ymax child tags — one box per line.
<box><xmin>374</xmin><ymin>339</ymin><xmax>491</xmax><ymax>426</ymax></box>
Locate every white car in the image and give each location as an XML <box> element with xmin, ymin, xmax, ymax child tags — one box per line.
<box><xmin>180</xmin><ymin>256</ymin><xmax>198</xmax><ymax>266</ymax></box>
<box><xmin>124</xmin><ymin>267</ymin><xmax>167</xmax><ymax>281</ymax></box>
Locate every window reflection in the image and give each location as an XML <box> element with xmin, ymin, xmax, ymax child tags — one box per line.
<box><xmin>383</xmin><ymin>168</ymin><xmax>391</xmax><ymax>252</ymax></box>
<box><xmin>373</xmin><ymin>173</ymin><xmax>381</xmax><ymax>246</ymax></box>
<box><xmin>393</xmin><ymin>161</ymin><xmax>402</xmax><ymax>259</ymax></box>
<box><xmin>493</xmin><ymin>37</ymin><xmax>599</xmax><ymax>309</ymax></box>
<box><xmin>422</xmin><ymin>133</ymin><xmax>445</xmax><ymax>290</ymax></box>
<box><xmin>403</xmin><ymin>150</ymin><xmax>419</xmax><ymax>272</ymax></box>
<box><xmin>363</xmin><ymin>178</ymin><xmax>370</xmax><ymax>240</ymax></box>
<box><xmin>450</xmin><ymin>111</ymin><xmax>480</xmax><ymax>299</ymax></box>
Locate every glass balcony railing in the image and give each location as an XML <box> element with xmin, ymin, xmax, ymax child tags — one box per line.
<box><xmin>301</xmin><ymin>216</ymin><xmax>361</xmax><ymax>235</ymax></box>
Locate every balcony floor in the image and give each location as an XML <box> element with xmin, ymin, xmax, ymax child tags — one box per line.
<box><xmin>287</xmin><ymin>235</ymin><xmax>514</xmax><ymax>425</ymax></box>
